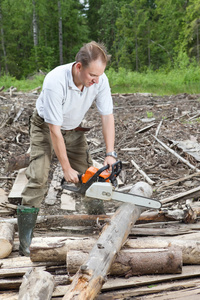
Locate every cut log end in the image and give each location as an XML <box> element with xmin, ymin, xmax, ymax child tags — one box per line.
<box><xmin>0</xmin><ymin>223</ymin><xmax>15</xmax><ymax>258</ymax></box>
<box><xmin>0</xmin><ymin>239</ymin><xmax>13</xmax><ymax>259</ymax></box>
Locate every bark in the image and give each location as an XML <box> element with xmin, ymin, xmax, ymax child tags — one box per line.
<box><xmin>62</xmin><ymin>182</ymin><xmax>152</xmax><ymax>300</ymax></box>
<box><xmin>0</xmin><ymin>5</ymin><xmax>8</xmax><ymax>74</ymax></box>
<box><xmin>18</xmin><ymin>268</ymin><xmax>55</xmax><ymax>300</ymax></box>
<box><xmin>32</xmin><ymin>1</ymin><xmax>38</xmax><ymax>47</ymax></box>
<box><xmin>0</xmin><ymin>222</ymin><xmax>15</xmax><ymax>258</ymax></box>
<box><xmin>67</xmin><ymin>247</ymin><xmax>182</xmax><ymax>276</ymax></box>
<box><xmin>6</xmin><ymin>153</ymin><xmax>30</xmax><ymax>172</ymax></box>
<box><xmin>126</xmin><ymin>238</ymin><xmax>200</xmax><ymax>265</ymax></box>
<box><xmin>58</xmin><ymin>1</ymin><xmax>63</xmax><ymax>65</ymax></box>
<box><xmin>30</xmin><ymin>237</ymin><xmax>98</xmax><ymax>262</ymax></box>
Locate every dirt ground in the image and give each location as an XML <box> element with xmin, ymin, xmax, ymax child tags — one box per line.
<box><xmin>1</xmin><ymin>89</ymin><xmax>200</xmax><ymax>299</ymax></box>
<box><xmin>1</xmin><ymin>90</ymin><xmax>200</xmax><ymax>216</ymax></box>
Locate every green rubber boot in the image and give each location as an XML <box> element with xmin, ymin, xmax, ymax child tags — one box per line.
<box><xmin>17</xmin><ymin>205</ymin><xmax>39</xmax><ymax>257</ymax></box>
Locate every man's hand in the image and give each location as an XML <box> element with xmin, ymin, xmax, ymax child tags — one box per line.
<box><xmin>104</xmin><ymin>156</ymin><xmax>116</xmax><ymax>171</ymax></box>
<box><xmin>63</xmin><ymin>167</ymin><xmax>79</xmax><ymax>183</ymax></box>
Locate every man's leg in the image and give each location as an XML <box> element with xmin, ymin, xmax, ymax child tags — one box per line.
<box><xmin>62</xmin><ymin>130</ymin><xmax>92</xmax><ymax>173</ymax></box>
<box><xmin>18</xmin><ymin>111</ymin><xmax>53</xmax><ymax>256</ymax></box>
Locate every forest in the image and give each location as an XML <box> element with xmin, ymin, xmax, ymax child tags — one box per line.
<box><xmin>0</xmin><ymin>0</ymin><xmax>200</xmax><ymax>79</ymax></box>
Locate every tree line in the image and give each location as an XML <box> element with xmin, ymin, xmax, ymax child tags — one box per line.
<box><xmin>0</xmin><ymin>0</ymin><xmax>199</xmax><ymax>79</ymax></box>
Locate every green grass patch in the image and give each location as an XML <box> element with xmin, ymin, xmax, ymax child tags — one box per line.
<box><xmin>106</xmin><ymin>66</ymin><xmax>200</xmax><ymax>95</ymax></box>
<box><xmin>146</xmin><ymin>111</ymin><xmax>154</xmax><ymax>118</ymax></box>
<box><xmin>0</xmin><ymin>74</ymin><xmax>45</xmax><ymax>92</ymax></box>
<box><xmin>2</xmin><ymin>64</ymin><xmax>200</xmax><ymax>96</ymax></box>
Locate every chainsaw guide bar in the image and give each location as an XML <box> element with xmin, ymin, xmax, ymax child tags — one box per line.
<box><xmin>62</xmin><ymin>160</ymin><xmax>161</xmax><ymax>209</ymax></box>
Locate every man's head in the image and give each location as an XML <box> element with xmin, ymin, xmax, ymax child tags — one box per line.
<box><xmin>73</xmin><ymin>41</ymin><xmax>111</xmax><ymax>88</ymax></box>
<box><xmin>75</xmin><ymin>41</ymin><xmax>111</xmax><ymax>68</ymax></box>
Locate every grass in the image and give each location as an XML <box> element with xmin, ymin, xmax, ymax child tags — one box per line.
<box><xmin>0</xmin><ymin>74</ymin><xmax>45</xmax><ymax>92</ymax></box>
<box><xmin>146</xmin><ymin>111</ymin><xmax>154</xmax><ymax>118</ymax></box>
<box><xmin>1</xmin><ymin>65</ymin><xmax>200</xmax><ymax>96</ymax></box>
<box><xmin>106</xmin><ymin>66</ymin><xmax>200</xmax><ymax>95</ymax></box>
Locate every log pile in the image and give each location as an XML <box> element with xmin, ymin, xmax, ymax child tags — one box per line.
<box><xmin>1</xmin><ymin>184</ymin><xmax>200</xmax><ymax>299</ymax></box>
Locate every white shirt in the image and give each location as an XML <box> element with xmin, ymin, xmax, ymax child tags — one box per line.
<box><xmin>36</xmin><ymin>63</ymin><xmax>113</xmax><ymax>130</ymax></box>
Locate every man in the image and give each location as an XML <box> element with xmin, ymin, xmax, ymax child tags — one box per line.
<box><xmin>17</xmin><ymin>41</ymin><xmax>118</xmax><ymax>256</ymax></box>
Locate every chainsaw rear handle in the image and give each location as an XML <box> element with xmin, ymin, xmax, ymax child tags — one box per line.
<box><xmin>61</xmin><ymin>160</ymin><xmax>122</xmax><ymax>194</ymax></box>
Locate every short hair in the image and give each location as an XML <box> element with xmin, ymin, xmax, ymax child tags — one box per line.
<box><xmin>75</xmin><ymin>41</ymin><xmax>111</xmax><ymax>68</ymax></box>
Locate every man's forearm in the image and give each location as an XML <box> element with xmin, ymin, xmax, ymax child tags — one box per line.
<box><xmin>101</xmin><ymin>114</ymin><xmax>115</xmax><ymax>152</ymax></box>
<box><xmin>48</xmin><ymin>124</ymin><xmax>70</xmax><ymax>171</ymax></box>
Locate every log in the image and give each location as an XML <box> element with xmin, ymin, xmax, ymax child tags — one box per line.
<box><xmin>18</xmin><ymin>268</ymin><xmax>55</xmax><ymax>300</ymax></box>
<box><xmin>6</xmin><ymin>153</ymin><xmax>30</xmax><ymax>172</ymax></box>
<box><xmin>126</xmin><ymin>238</ymin><xmax>200</xmax><ymax>265</ymax></box>
<box><xmin>0</xmin><ymin>222</ymin><xmax>15</xmax><ymax>258</ymax></box>
<box><xmin>1</xmin><ymin>200</ymin><xmax>199</xmax><ymax>227</ymax></box>
<box><xmin>30</xmin><ymin>236</ymin><xmax>200</xmax><ymax>265</ymax></box>
<box><xmin>62</xmin><ymin>181</ymin><xmax>152</xmax><ymax>300</ymax></box>
<box><xmin>67</xmin><ymin>247</ymin><xmax>182</xmax><ymax>276</ymax></box>
<box><xmin>30</xmin><ymin>237</ymin><xmax>98</xmax><ymax>262</ymax></box>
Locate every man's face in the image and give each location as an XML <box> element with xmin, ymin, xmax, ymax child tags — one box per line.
<box><xmin>78</xmin><ymin>60</ymin><xmax>106</xmax><ymax>87</ymax></box>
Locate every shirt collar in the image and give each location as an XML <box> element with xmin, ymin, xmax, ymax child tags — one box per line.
<box><xmin>67</xmin><ymin>62</ymin><xmax>80</xmax><ymax>91</ymax></box>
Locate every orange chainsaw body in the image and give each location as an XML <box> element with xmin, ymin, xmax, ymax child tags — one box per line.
<box><xmin>81</xmin><ymin>166</ymin><xmax>110</xmax><ymax>183</ymax></box>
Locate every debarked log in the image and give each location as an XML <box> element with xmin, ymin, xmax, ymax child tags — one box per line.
<box><xmin>62</xmin><ymin>181</ymin><xmax>152</xmax><ymax>300</ymax></box>
<box><xmin>126</xmin><ymin>238</ymin><xmax>200</xmax><ymax>265</ymax></box>
<box><xmin>30</xmin><ymin>237</ymin><xmax>200</xmax><ymax>266</ymax></box>
<box><xmin>67</xmin><ymin>247</ymin><xmax>182</xmax><ymax>276</ymax></box>
<box><xmin>30</xmin><ymin>237</ymin><xmax>98</xmax><ymax>262</ymax></box>
<box><xmin>0</xmin><ymin>222</ymin><xmax>15</xmax><ymax>258</ymax></box>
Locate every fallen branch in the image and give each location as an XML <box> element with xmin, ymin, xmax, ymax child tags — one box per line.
<box><xmin>161</xmin><ymin>186</ymin><xmax>200</xmax><ymax>204</ymax></box>
<box><xmin>155</xmin><ymin>120</ymin><xmax>163</xmax><ymax>137</ymax></box>
<box><xmin>153</xmin><ymin>136</ymin><xmax>200</xmax><ymax>171</ymax></box>
<box><xmin>135</xmin><ymin>123</ymin><xmax>156</xmax><ymax>134</ymax></box>
<box><xmin>157</xmin><ymin>171</ymin><xmax>200</xmax><ymax>191</ymax></box>
<box><xmin>131</xmin><ymin>159</ymin><xmax>155</xmax><ymax>185</ymax></box>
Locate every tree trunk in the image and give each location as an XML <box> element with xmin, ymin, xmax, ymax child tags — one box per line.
<box><xmin>32</xmin><ymin>0</ymin><xmax>38</xmax><ymax>47</ymax></box>
<box><xmin>32</xmin><ymin>0</ymin><xmax>38</xmax><ymax>69</ymax></box>
<box><xmin>18</xmin><ymin>268</ymin><xmax>55</xmax><ymax>300</ymax></box>
<box><xmin>0</xmin><ymin>5</ymin><xmax>8</xmax><ymax>74</ymax></box>
<box><xmin>67</xmin><ymin>247</ymin><xmax>182</xmax><ymax>276</ymax></box>
<box><xmin>58</xmin><ymin>1</ymin><xmax>63</xmax><ymax>65</ymax></box>
<box><xmin>0</xmin><ymin>222</ymin><xmax>15</xmax><ymax>258</ymax></box>
<box><xmin>62</xmin><ymin>182</ymin><xmax>152</xmax><ymax>300</ymax></box>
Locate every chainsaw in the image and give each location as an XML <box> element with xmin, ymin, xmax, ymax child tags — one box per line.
<box><xmin>61</xmin><ymin>161</ymin><xmax>161</xmax><ymax>209</ymax></box>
